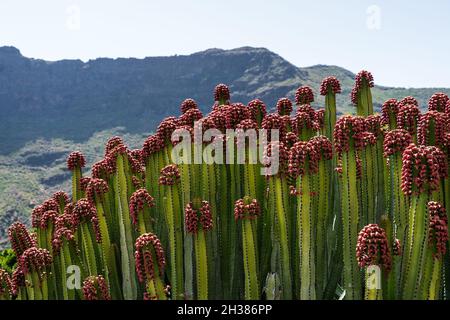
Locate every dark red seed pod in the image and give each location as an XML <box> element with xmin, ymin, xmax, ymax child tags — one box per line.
<box><xmin>398</xmin><ymin>96</ymin><xmax>419</xmax><ymax>108</ymax></box>
<box><xmin>82</xmin><ymin>275</ymin><xmax>111</xmax><ymax>300</ymax></box>
<box><xmin>91</xmin><ymin>158</ymin><xmax>115</xmax><ymax>179</ymax></box>
<box><xmin>135</xmin><ymin>233</ymin><xmax>166</xmax><ymax>283</ymax></box>
<box><xmin>263</xmin><ymin>141</ymin><xmax>289</xmax><ymax>176</ymax></box>
<box><xmin>383</xmin><ymin>129</ymin><xmax>412</xmax><ymax>158</ymax></box>
<box><xmin>67</xmin><ymin>151</ymin><xmax>86</xmax><ymax>171</ymax></box>
<box><xmin>18</xmin><ymin>247</ymin><xmax>52</xmax><ymax>275</ymax></box>
<box><xmin>52</xmin><ymin>191</ymin><xmax>70</xmax><ymax>211</ymax></box>
<box><xmin>276</xmin><ymin>98</ymin><xmax>293</xmax><ymax>116</ymax></box>
<box><xmin>396</xmin><ymin>104</ymin><xmax>420</xmax><ymax>137</ymax></box>
<box><xmin>72</xmin><ymin>199</ymin><xmax>101</xmax><ymax>242</ymax></box>
<box><xmin>417</xmin><ymin>111</ymin><xmax>446</xmax><ymax>146</ymax></box>
<box><xmin>381</xmin><ymin>99</ymin><xmax>399</xmax><ymax>126</ymax></box>
<box><xmin>428</xmin><ymin>201</ymin><xmax>448</xmax><ymax>259</ymax></box>
<box><xmin>129</xmin><ymin>189</ymin><xmax>155</xmax><ymax>226</ymax></box>
<box><xmin>320</xmin><ymin>76</ymin><xmax>342</xmax><ymax>95</ymax></box>
<box><xmin>7</xmin><ymin>222</ymin><xmax>36</xmax><ymax>258</ymax></box>
<box><xmin>180</xmin><ymin>98</ymin><xmax>198</xmax><ymax>114</ymax></box>
<box><xmin>364</xmin><ymin>115</ymin><xmax>382</xmax><ymax>138</ymax></box>
<box><xmin>351</xmin><ymin>71</ymin><xmax>374</xmax><ymax>105</ymax></box>
<box><xmin>291</xmin><ymin>110</ymin><xmax>318</xmax><ymax>137</ymax></box>
<box><xmin>262</xmin><ymin>113</ymin><xmax>286</xmax><ymax>141</ymax></box>
<box><xmin>247</xmin><ymin>99</ymin><xmax>267</xmax><ymax>121</ymax></box>
<box><xmin>185</xmin><ymin>201</ymin><xmax>213</xmax><ymax>234</ymax></box>
<box><xmin>356</xmin><ymin>224</ymin><xmax>392</xmax><ymax>271</ymax></box>
<box><xmin>234</xmin><ymin>197</ymin><xmax>261</xmax><ymax>221</ymax></box>
<box><xmin>79</xmin><ymin>177</ymin><xmax>91</xmax><ymax>192</ymax></box>
<box><xmin>0</xmin><ymin>269</ymin><xmax>14</xmax><ymax>298</ymax></box>
<box><xmin>104</xmin><ymin>136</ymin><xmax>124</xmax><ymax>156</ymax></box>
<box><xmin>428</xmin><ymin>93</ymin><xmax>449</xmax><ymax>112</ymax></box>
<box><xmin>156</xmin><ymin>117</ymin><xmax>179</xmax><ymax>142</ymax></box>
<box><xmin>85</xmin><ymin>178</ymin><xmax>109</xmax><ymax>205</ymax></box>
<box><xmin>295</xmin><ymin>86</ymin><xmax>314</xmax><ymax>105</ymax></box>
<box><xmin>354</xmin><ymin>131</ymin><xmax>377</xmax><ymax>151</ymax></box>
<box><xmin>178</xmin><ymin>108</ymin><xmax>203</xmax><ymax>127</ymax></box>
<box><xmin>142</xmin><ymin>134</ymin><xmax>165</xmax><ymax>161</ymax></box>
<box><xmin>401</xmin><ymin>144</ymin><xmax>444</xmax><ymax>195</ymax></box>
<box><xmin>288</xmin><ymin>140</ymin><xmax>320</xmax><ymax>178</ymax></box>
<box><xmin>159</xmin><ymin>164</ymin><xmax>181</xmax><ymax>186</ymax></box>
<box><xmin>39</xmin><ymin>210</ymin><xmax>58</xmax><ymax>230</ymax></box>
<box><xmin>333</xmin><ymin>115</ymin><xmax>366</xmax><ymax>155</ymax></box>
<box><xmin>129</xmin><ymin>149</ymin><xmax>144</xmax><ymax>166</ymax></box>
<box><xmin>52</xmin><ymin>226</ymin><xmax>76</xmax><ymax>255</ymax></box>
<box><xmin>283</xmin><ymin>132</ymin><xmax>299</xmax><ymax>149</ymax></box>
<box><xmin>309</xmin><ymin>136</ymin><xmax>333</xmax><ymax>161</ymax></box>
<box><xmin>214</xmin><ymin>84</ymin><xmax>230</xmax><ymax>103</ymax></box>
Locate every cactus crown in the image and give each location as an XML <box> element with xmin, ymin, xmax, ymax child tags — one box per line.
<box><xmin>72</xmin><ymin>199</ymin><xmax>102</xmax><ymax>243</ymax></box>
<box><xmin>66</xmin><ymin>151</ymin><xmax>86</xmax><ymax>171</ymax></box>
<box><xmin>179</xmin><ymin>108</ymin><xmax>203</xmax><ymax>127</ymax></box>
<box><xmin>320</xmin><ymin>76</ymin><xmax>341</xmax><ymax>95</ymax></box>
<box><xmin>381</xmin><ymin>99</ymin><xmax>399</xmax><ymax>126</ymax></box>
<box><xmin>214</xmin><ymin>84</ymin><xmax>230</xmax><ymax>103</ymax></box>
<box><xmin>247</xmin><ymin>99</ymin><xmax>267</xmax><ymax>120</ymax></box>
<box><xmin>428</xmin><ymin>93</ymin><xmax>449</xmax><ymax>112</ymax></box>
<box><xmin>129</xmin><ymin>189</ymin><xmax>155</xmax><ymax>226</ymax></box>
<box><xmin>428</xmin><ymin>201</ymin><xmax>448</xmax><ymax>259</ymax></box>
<box><xmin>263</xmin><ymin>141</ymin><xmax>289</xmax><ymax>176</ymax></box>
<box><xmin>383</xmin><ymin>129</ymin><xmax>412</xmax><ymax>158</ymax></box>
<box><xmin>18</xmin><ymin>247</ymin><xmax>52</xmax><ymax>275</ymax></box>
<box><xmin>417</xmin><ymin>111</ymin><xmax>446</xmax><ymax>146</ymax></box>
<box><xmin>234</xmin><ymin>197</ymin><xmax>261</xmax><ymax>221</ymax></box>
<box><xmin>86</xmin><ymin>178</ymin><xmax>109</xmax><ymax>204</ymax></box>
<box><xmin>135</xmin><ymin>233</ymin><xmax>166</xmax><ymax>283</ymax></box>
<box><xmin>396</xmin><ymin>104</ymin><xmax>420</xmax><ymax>136</ymax></box>
<box><xmin>142</xmin><ymin>134</ymin><xmax>165</xmax><ymax>161</ymax></box>
<box><xmin>398</xmin><ymin>96</ymin><xmax>419</xmax><ymax>108</ymax></box>
<box><xmin>8</xmin><ymin>222</ymin><xmax>36</xmax><ymax>257</ymax></box>
<box><xmin>180</xmin><ymin>98</ymin><xmax>198</xmax><ymax>114</ymax></box>
<box><xmin>351</xmin><ymin>70</ymin><xmax>374</xmax><ymax>105</ymax></box>
<box><xmin>356</xmin><ymin>224</ymin><xmax>392</xmax><ymax>271</ymax></box>
<box><xmin>185</xmin><ymin>200</ymin><xmax>213</xmax><ymax>234</ymax></box>
<box><xmin>288</xmin><ymin>140</ymin><xmax>320</xmax><ymax>177</ymax></box>
<box><xmin>157</xmin><ymin>117</ymin><xmax>179</xmax><ymax>143</ymax></box>
<box><xmin>82</xmin><ymin>275</ymin><xmax>111</xmax><ymax>300</ymax></box>
<box><xmin>333</xmin><ymin>115</ymin><xmax>365</xmax><ymax>155</ymax></box>
<box><xmin>0</xmin><ymin>269</ymin><xmax>14</xmax><ymax>298</ymax></box>
<box><xmin>159</xmin><ymin>164</ymin><xmax>181</xmax><ymax>186</ymax></box>
<box><xmin>295</xmin><ymin>86</ymin><xmax>314</xmax><ymax>105</ymax></box>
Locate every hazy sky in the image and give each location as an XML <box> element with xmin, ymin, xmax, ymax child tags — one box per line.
<box><xmin>1</xmin><ymin>0</ymin><xmax>449</xmax><ymax>88</ymax></box>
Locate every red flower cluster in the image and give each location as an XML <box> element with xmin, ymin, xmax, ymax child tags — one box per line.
<box><xmin>354</xmin><ymin>131</ymin><xmax>377</xmax><ymax>150</ymax></box>
<box><xmin>179</xmin><ymin>108</ymin><xmax>203</xmax><ymax>127</ymax></box>
<box><xmin>428</xmin><ymin>201</ymin><xmax>448</xmax><ymax>259</ymax></box>
<box><xmin>365</xmin><ymin>115</ymin><xmax>382</xmax><ymax>138</ymax></box>
<box><xmin>156</xmin><ymin>117</ymin><xmax>179</xmax><ymax>142</ymax></box>
<box><xmin>129</xmin><ymin>189</ymin><xmax>155</xmax><ymax>226</ymax></box>
<box><xmin>66</xmin><ymin>151</ymin><xmax>86</xmax><ymax>171</ymax></box>
<box><xmin>417</xmin><ymin>111</ymin><xmax>446</xmax><ymax>146</ymax></box>
<box><xmin>247</xmin><ymin>99</ymin><xmax>267</xmax><ymax>120</ymax></box>
<box><xmin>39</xmin><ymin>210</ymin><xmax>58</xmax><ymax>230</ymax></box>
<box><xmin>262</xmin><ymin>113</ymin><xmax>287</xmax><ymax>141</ymax></box>
<box><xmin>263</xmin><ymin>141</ymin><xmax>289</xmax><ymax>176</ymax></box>
<box><xmin>52</xmin><ymin>191</ymin><xmax>70</xmax><ymax>208</ymax></box>
<box><xmin>288</xmin><ymin>141</ymin><xmax>320</xmax><ymax>178</ymax></box>
<box><xmin>234</xmin><ymin>197</ymin><xmax>261</xmax><ymax>221</ymax></box>
<box><xmin>396</xmin><ymin>104</ymin><xmax>420</xmax><ymax>136</ymax></box>
<box><xmin>0</xmin><ymin>269</ymin><xmax>14</xmax><ymax>298</ymax></box>
<box><xmin>52</xmin><ymin>226</ymin><xmax>76</xmax><ymax>255</ymax></box>
<box><xmin>185</xmin><ymin>201</ymin><xmax>213</xmax><ymax>234</ymax></box>
<box><xmin>309</xmin><ymin>136</ymin><xmax>333</xmax><ymax>161</ymax></box>
<box><xmin>82</xmin><ymin>275</ymin><xmax>111</xmax><ymax>300</ymax></box>
<box><xmin>85</xmin><ymin>178</ymin><xmax>109</xmax><ymax>204</ymax></box>
<box><xmin>351</xmin><ymin>71</ymin><xmax>374</xmax><ymax>105</ymax></box>
<box><xmin>295</xmin><ymin>86</ymin><xmax>314</xmax><ymax>105</ymax></box>
<box><xmin>320</xmin><ymin>76</ymin><xmax>342</xmax><ymax>96</ymax></box>
<box><xmin>7</xmin><ymin>222</ymin><xmax>36</xmax><ymax>257</ymax></box>
<box><xmin>142</xmin><ymin>134</ymin><xmax>165</xmax><ymax>161</ymax></box>
<box><xmin>398</xmin><ymin>96</ymin><xmax>418</xmax><ymax>108</ymax></box>
<box><xmin>283</xmin><ymin>132</ymin><xmax>298</xmax><ymax>149</ymax></box>
<box><xmin>91</xmin><ymin>158</ymin><xmax>115</xmax><ymax>179</ymax></box>
<box><xmin>381</xmin><ymin>99</ymin><xmax>399</xmax><ymax>126</ymax></box>
<box><xmin>428</xmin><ymin>93</ymin><xmax>449</xmax><ymax>112</ymax></box>
<box><xmin>180</xmin><ymin>98</ymin><xmax>198</xmax><ymax>114</ymax></box>
<box><xmin>104</xmin><ymin>136</ymin><xmax>124</xmax><ymax>156</ymax></box>
<box><xmin>276</xmin><ymin>98</ymin><xmax>292</xmax><ymax>116</ymax></box>
<box><xmin>291</xmin><ymin>109</ymin><xmax>318</xmax><ymax>137</ymax></box>
<box><xmin>401</xmin><ymin>144</ymin><xmax>446</xmax><ymax>195</ymax></box>
<box><xmin>18</xmin><ymin>247</ymin><xmax>52</xmax><ymax>275</ymax></box>
<box><xmin>214</xmin><ymin>84</ymin><xmax>230</xmax><ymax>103</ymax></box>
<box><xmin>333</xmin><ymin>115</ymin><xmax>365</xmax><ymax>155</ymax></box>
<box><xmin>383</xmin><ymin>129</ymin><xmax>412</xmax><ymax>158</ymax></box>
<box><xmin>356</xmin><ymin>224</ymin><xmax>392</xmax><ymax>271</ymax></box>
<box><xmin>135</xmin><ymin>233</ymin><xmax>166</xmax><ymax>283</ymax></box>
<box><xmin>72</xmin><ymin>199</ymin><xmax>102</xmax><ymax>243</ymax></box>
<box><xmin>315</xmin><ymin>109</ymin><xmax>325</xmax><ymax>130</ymax></box>
<box><xmin>159</xmin><ymin>164</ymin><xmax>181</xmax><ymax>186</ymax></box>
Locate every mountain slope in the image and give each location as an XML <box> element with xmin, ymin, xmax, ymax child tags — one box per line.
<box><xmin>1</xmin><ymin>46</ymin><xmax>449</xmax><ymax>155</ymax></box>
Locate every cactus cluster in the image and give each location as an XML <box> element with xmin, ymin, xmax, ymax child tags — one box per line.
<box><xmin>1</xmin><ymin>74</ymin><xmax>450</xmax><ymax>300</ymax></box>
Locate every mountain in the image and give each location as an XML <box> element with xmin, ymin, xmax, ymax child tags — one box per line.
<box><xmin>2</xmin><ymin>46</ymin><xmax>449</xmax><ymax>155</ymax></box>
<box><xmin>1</xmin><ymin>46</ymin><xmax>450</xmax><ymax>246</ymax></box>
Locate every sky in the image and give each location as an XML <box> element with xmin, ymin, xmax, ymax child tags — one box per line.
<box><xmin>1</xmin><ymin>0</ymin><xmax>449</xmax><ymax>88</ymax></box>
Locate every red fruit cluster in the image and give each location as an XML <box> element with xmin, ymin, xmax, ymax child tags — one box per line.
<box><xmin>86</xmin><ymin>178</ymin><xmax>109</xmax><ymax>204</ymax></box>
<box><xmin>417</xmin><ymin>111</ymin><xmax>446</xmax><ymax>146</ymax></box>
<box><xmin>262</xmin><ymin>113</ymin><xmax>287</xmax><ymax>142</ymax></box>
<box><xmin>234</xmin><ymin>198</ymin><xmax>261</xmax><ymax>221</ymax></box>
<box><xmin>39</xmin><ymin>210</ymin><xmax>58</xmax><ymax>230</ymax></box>
<box><xmin>291</xmin><ymin>110</ymin><xmax>318</xmax><ymax>137</ymax></box>
<box><xmin>135</xmin><ymin>233</ymin><xmax>166</xmax><ymax>283</ymax></box>
<box><xmin>214</xmin><ymin>84</ymin><xmax>230</xmax><ymax>103</ymax></box>
<box><xmin>156</xmin><ymin>117</ymin><xmax>179</xmax><ymax>142</ymax></box>
<box><xmin>52</xmin><ymin>191</ymin><xmax>70</xmax><ymax>208</ymax></box>
<box><xmin>295</xmin><ymin>86</ymin><xmax>314</xmax><ymax>105</ymax></box>
<box><xmin>309</xmin><ymin>136</ymin><xmax>333</xmax><ymax>161</ymax></box>
<box><xmin>18</xmin><ymin>247</ymin><xmax>52</xmax><ymax>275</ymax></box>
<box><xmin>171</xmin><ymin>125</ymin><xmax>194</xmax><ymax>146</ymax></box>
<box><xmin>288</xmin><ymin>141</ymin><xmax>320</xmax><ymax>178</ymax></box>
<box><xmin>129</xmin><ymin>149</ymin><xmax>144</xmax><ymax>166</ymax></box>
<box><xmin>236</xmin><ymin>119</ymin><xmax>258</xmax><ymax>131</ymax></box>
<box><xmin>66</xmin><ymin>151</ymin><xmax>86</xmax><ymax>171</ymax></box>
<box><xmin>52</xmin><ymin>226</ymin><xmax>76</xmax><ymax>254</ymax></box>
<box><xmin>82</xmin><ymin>275</ymin><xmax>111</xmax><ymax>300</ymax></box>
<box><xmin>91</xmin><ymin>159</ymin><xmax>115</xmax><ymax>179</ymax></box>
<box><xmin>180</xmin><ymin>98</ymin><xmax>198</xmax><ymax>114</ymax></box>
<box><xmin>179</xmin><ymin>108</ymin><xmax>203</xmax><ymax>127</ymax></box>
<box><xmin>185</xmin><ymin>201</ymin><xmax>213</xmax><ymax>234</ymax></box>
<box><xmin>381</xmin><ymin>99</ymin><xmax>399</xmax><ymax>126</ymax></box>
<box><xmin>396</xmin><ymin>104</ymin><xmax>420</xmax><ymax>136</ymax></box>
<box><xmin>401</xmin><ymin>144</ymin><xmax>446</xmax><ymax>195</ymax></box>
<box><xmin>383</xmin><ymin>129</ymin><xmax>412</xmax><ymax>158</ymax></box>
<box><xmin>247</xmin><ymin>99</ymin><xmax>267</xmax><ymax>120</ymax></box>
<box><xmin>283</xmin><ymin>132</ymin><xmax>298</xmax><ymax>149</ymax></box>
<box><xmin>142</xmin><ymin>134</ymin><xmax>165</xmax><ymax>161</ymax></box>
<box><xmin>129</xmin><ymin>189</ymin><xmax>155</xmax><ymax>226</ymax></box>
<box><xmin>276</xmin><ymin>98</ymin><xmax>293</xmax><ymax>116</ymax></box>
<box><xmin>364</xmin><ymin>115</ymin><xmax>382</xmax><ymax>138</ymax></box>
<box><xmin>354</xmin><ymin>131</ymin><xmax>377</xmax><ymax>150</ymax></box>
<box><xmin>320</xmin><ymin>76</ymin><xmax>342</xmax><ymax>96</ymax></box>
<box><xmin>0</xmin><ymin>269</ymin><xmax>14</xmax><ymax>297</ymax></box>
<box><xmin>333</xmin><ymin>115</ymin><xmax>365</xmax><ymax>155</ymax></box>
<box><xmin>79</xmin><ymin>177</ymin><xmax>91</xmax><ymax>192</ymax></box>
<box><xmin>398</xmin><ymin>96</ymin><xmax>418</xmax><ymax>108</ymax></box>
<box><xmin>159</xmin><ymin>164</ymin><xmax>181</xmax><ymax>186</ymax></box>
<box><xmin>263</xmin><ymin>141</ymin><xmax>289</xmax><ymax>176</ymax></box>
<box><xmin>315</xmin><ymin>109</ymin><xmax>325</xmax><ymax>130</ymax></box>
<box><xmin>72</xmin><ymin>199</ymin><xmax>102</xmax><ymax>243</ymax></box>
<box><xmin>104</xmin><ymin>136</ymin><xmax>124</xmax><ymax>156</ymax></box>
<box><xmin>428</xmin><ymin>93</ymin><xmax>449</xmax><ymax>112</ymax></box>
<box><xmin>351</xmin><ymin>71</ymin><xmax>374</xmax><ymax>105</ymax></box>
<box><xmin>428</xmin><ymin>201</ymin><xmax>448</xmax><ymax>259</ymax></box>
<box><xmin>356</xmin><ymin>224</ymin><xmax>392</xmax><ymax>271</ymax></box>
<box><xmin>7</xmin><ymin>222</ymin><xmax>36</xmax><ymax>258</ymax></box>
